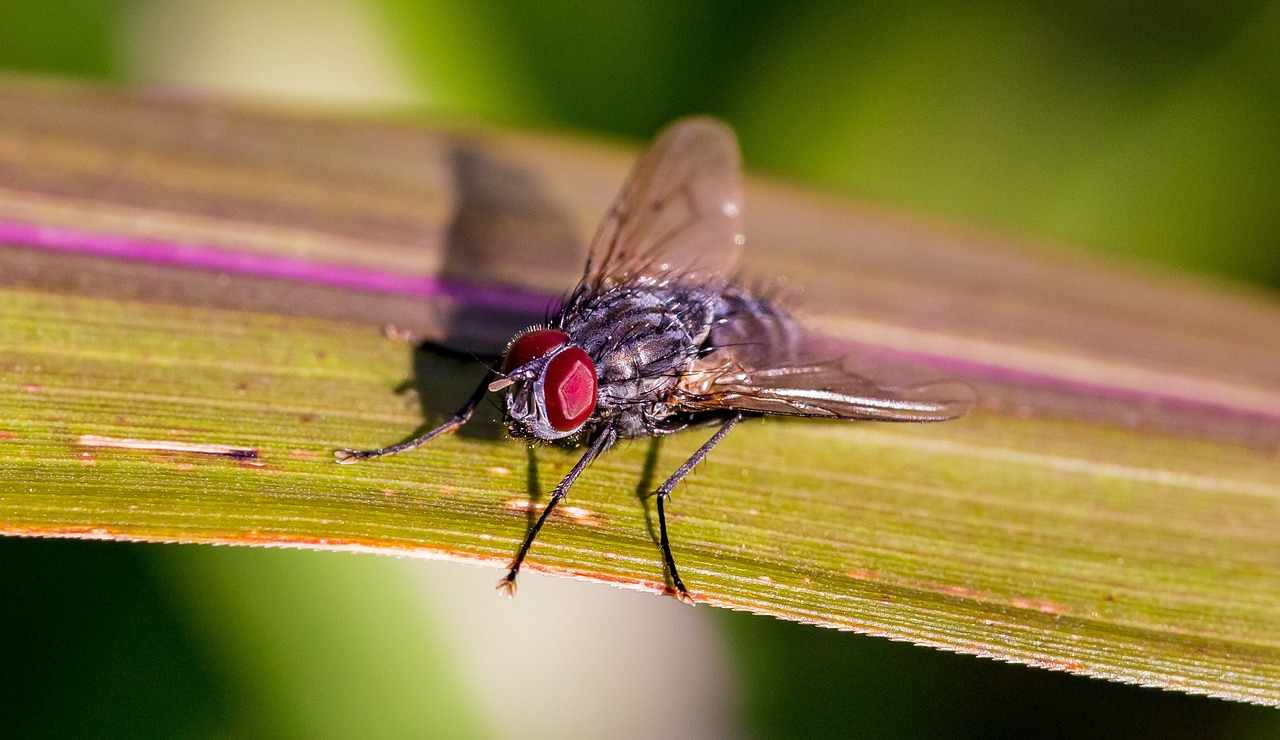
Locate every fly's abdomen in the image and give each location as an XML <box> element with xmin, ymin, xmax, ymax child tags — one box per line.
<box><xmin>709</xmin><ymin>288</ymin><xmax>801</xmax><ymax>363</ymax></box>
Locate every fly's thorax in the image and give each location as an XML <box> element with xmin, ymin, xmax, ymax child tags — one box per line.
<box><xmin>557</xmin><ymin>282</ymin><xmax>721</xmax><ymax>409</ymax></box>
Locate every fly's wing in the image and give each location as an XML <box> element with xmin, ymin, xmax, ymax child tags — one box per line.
<box><xmin>678</xmin><ymin>305</ymin><xmax>974</xmax><ymax>422</ymax></box>
<box><xmin>582</xmin><ymin>117</ymin><xmax>745</xmax><ymax>290</ymax></box>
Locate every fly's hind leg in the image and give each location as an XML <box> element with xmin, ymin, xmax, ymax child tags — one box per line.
<box><xmin>654</xmin><ymin>414</ymin><xmax>743</xmax><ymax>603</ymax></box>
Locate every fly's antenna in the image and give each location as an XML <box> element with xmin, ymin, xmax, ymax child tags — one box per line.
<box><xmin>487</xmin><ymin>364</ymin><xmax>539</xmax><ymax>393</ymax></box>
<box><xmin>488</xmin><ymin>376</ymin><xmax>517</xmax><ymax>392</ymax></box>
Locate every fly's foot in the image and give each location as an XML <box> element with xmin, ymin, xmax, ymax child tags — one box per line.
<box><xmin>333</xmin><ymin>448</ymin><xmax>366</xmax><ymax>465</ymax></box>
<box><xmin>669</xmin><ymin>584</ymin><xmax>695</xmax><ymax>605</ymax></box>
<box><xmin>668</xmin><ymin>571</ymin><xmax>695</xmax><ymax>604</ymax></box>
<box><xmin>496</xmin><ymin>572</ymin><xmax>519</xmax><ymax>598</ymax></box>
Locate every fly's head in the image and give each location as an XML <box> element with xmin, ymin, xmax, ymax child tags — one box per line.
<box><xmin>491</xmin><ymin>328</ymin><xmax>598</xmax><ymax>442</ymax></box>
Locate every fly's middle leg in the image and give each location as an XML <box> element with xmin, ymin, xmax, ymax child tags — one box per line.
<box><xmin>498</xmin><ymin>428</ymin><xmax>615</xmax><ymax>596</ymax></box>
<box><xmin>654</xmin><ymin>413</ymin><xmax>743</xmax><ymax>603</ymax></box>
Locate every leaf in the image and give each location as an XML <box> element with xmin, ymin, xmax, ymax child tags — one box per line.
<box><xmin>1</xmin><ymin>76</ymin><xmax>1278</xmax><ymax>704</ymax></box>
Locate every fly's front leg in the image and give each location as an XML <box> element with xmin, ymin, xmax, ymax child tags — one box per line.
<box><xmin>498</xmin><ymin>429</ymin><xmax>616</xmax><ymax>596</ymax></box>
<box><xmin>655</xmin><ymin>414</ymin><xmax>742</xmax><ymax>603</ymax></box>
<box><xmin>334</xmin><ymin>370</ymin><xmax>496</xmax><ymax>464</ymax></box>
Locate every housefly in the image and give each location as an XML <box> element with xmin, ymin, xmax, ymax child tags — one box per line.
<box><xmin>335</xmin><ymin>117</ymin><xmax>971</xmax><ymax>601</ymax></box>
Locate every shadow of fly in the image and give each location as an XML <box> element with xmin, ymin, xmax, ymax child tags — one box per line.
<box><xmin>336</xmin><ymin>118</ymin><xmax>972</xmax><ymax>601</ymax></box>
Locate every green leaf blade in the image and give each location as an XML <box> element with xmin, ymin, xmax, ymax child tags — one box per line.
<box><xmin>1</xmin><ymin>78</ymin><xmax>1279</xmax><ymax>704</ymax></box>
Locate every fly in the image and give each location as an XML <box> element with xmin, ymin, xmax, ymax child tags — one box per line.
<box><xmin>335</xmin><ymin>117</ymin><xmax>972</xmax><ymax>601</ymax></box>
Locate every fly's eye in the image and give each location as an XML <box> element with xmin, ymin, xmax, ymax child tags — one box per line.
<box><xmin>503</xmin><ymin>329</ymin><xmax>569</xmax><ymax>373</ymax></box>
<box><xmin>542</xmin><ymin>346</ymin><xmax>597</xmax><ymax>432</ymax></box>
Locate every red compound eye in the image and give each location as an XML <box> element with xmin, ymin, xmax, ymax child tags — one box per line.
<box><xmin>503</xmin><ymin>329</ymin><xmax>569</xmax><ymax>373</ymax></box>
<box><xmin>542</xmin><ymin>346</ymin><xmax>597</xmax><ymax>432</ymax></box>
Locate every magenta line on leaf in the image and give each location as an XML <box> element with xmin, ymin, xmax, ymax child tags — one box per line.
<box><xmin>3</xmin><ymin>219</ymin><xmax>1277</xmax><ymax>427</ymax></box>
<box><xmin>0</xmin><ymin>220</ymin><xmax>555</xmax><ymax>315</ymax></box>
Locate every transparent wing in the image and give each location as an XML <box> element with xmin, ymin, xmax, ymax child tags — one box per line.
<box><xmin>678</xmin><ymin>304</ymin><xmax>974</xmax><ymax>422</ymax></box>
<box><xmin>582</xmin><ymin>117</ymin><xmax>745</xmax><ymax>289</ymax></box>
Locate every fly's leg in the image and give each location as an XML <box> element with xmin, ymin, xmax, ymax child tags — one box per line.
<box><xmin>334</xmin><ymin>371</ymin><xmax>495</xmax><ymax>464</ymax></box>
<box><xmin>655</xmin><ymin>414</ymin><xmax>742</xmax><ymax>603</ymax></box>
<box><xmin>498</xmin><ymin>429</ymin><xmax>615</xmax><ymax>596</ymax></box>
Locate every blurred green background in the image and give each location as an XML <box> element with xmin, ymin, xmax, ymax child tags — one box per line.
<box><xmin>3</xmin><ymin>1</ymin><xmax>1278</xmax><ymax>737</ymax></box>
